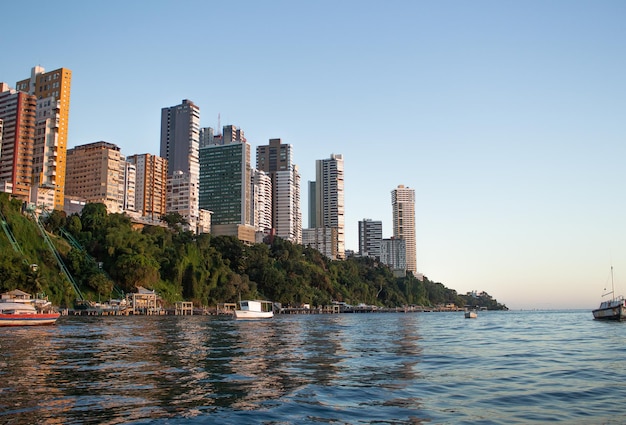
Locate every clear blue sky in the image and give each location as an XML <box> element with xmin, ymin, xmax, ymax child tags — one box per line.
<box><xmin>3</xmin><ymin>0</ymin><xmax>625</xmax><ymax>309</ymax></box>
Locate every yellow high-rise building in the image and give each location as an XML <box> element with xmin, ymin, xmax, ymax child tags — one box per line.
<box><xmin>16</xmin><ymin>66</ymin><xmax>72</xmax><ymax>211</ymax></box>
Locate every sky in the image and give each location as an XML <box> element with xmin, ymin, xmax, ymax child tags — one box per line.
<box><xmin>2</xmin><ymin>0</ymin><xmax>625</xmax><ymax>309</ymax></box>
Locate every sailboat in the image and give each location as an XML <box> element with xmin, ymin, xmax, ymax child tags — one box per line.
<box><xmin>592</xmin><ymin>267</ymin><xmax>626</xmax><ymax>321</ymax></box>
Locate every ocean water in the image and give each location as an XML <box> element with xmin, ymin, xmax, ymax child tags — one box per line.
<box><xmin>1</xmin><ymin>310</ymin><xmax>625</xmax><ymax>424</ymax></box>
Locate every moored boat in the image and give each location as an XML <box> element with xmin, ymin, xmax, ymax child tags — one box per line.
<box><xmin>0</xmin><ymin>302</ymin><xmax>60</xmax><ymax>326</ymax></box>
<box><xmin>465</xmin><ymin>310</ymin><xmax>477</xmax><ymax>319</ymax></box>
<box><xmin>0</xmin><ymin>289</ymin><xmax>60</xmax><ymax>326</ymax></box>
<box><xmin>592</xmin><ymin>297</ymin><xmax>626</xmax><ymax>321</ymax></box>
<box><xmin>592</xmin><ymin>267</ymin><xmax>626</xmax><ymax>321</ymax></box>
<box><xmin>234</xmin><ymin>300</ymin><xmax>274</xmax><ymax>320</ymax></box>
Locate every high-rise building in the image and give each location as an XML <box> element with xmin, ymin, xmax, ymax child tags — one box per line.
<box><xmin>166</xmin><ymin>170</ymin><xmax>199</xmax><ymax>228</ymax></box>
<box><xmin>381</xmin><ymin>237</ymin><xmax>407</xmax><ymax>276</ymax></box>
<box><xmin>358</xmin><ymin>219</ymin><xmax>383</xmax><ymax>259</ymax></box>
<box><xmin>307</xmin><ymin>181</ymin><xmax>316</xmax><ymax>228</ymax></box>
<box><xmin>391</xmin><ymin>185</ymin><xmax>417</xmax><ymax>275</ymax></box>
<box><xmin>252</xmin><ymin>169</ymin><xmax>272</xmax><ymax>233</ymax></box>
<box><xmin>122</xmin><ymin>161</ymin><xmax>136</xmax><ymax>212</ymax></box>
<box><xmin>16</xmin><ymin>66</ymin><xmax>72</xmax><ymax>211</ymax></box>
<box><xmin>256</xmin><ymin>138</ymin><xmax>302</xmax><ymax>243</ymax></box>
<box><xmin>199</xmin><ymin>126</ymin><xmax>215</xmax><ymax>148</ymax></box>
<box><xmin>65</xmin><ymin>141</ymin><xmax>125</xmax><ymax>214</ymax></box>
<box><xmin>0</xmin><ymin>83</ymin><xmax>36</xmax><ymax>202</ymax></box>
<box><xmin>199</xmin><ymin>125</ymin><xmax>253</xmax><ymax>242</ymax></box>
<box><xmin>160</xmin><ymin>99</ymin><xmax>200</xmax><ymax>231</ymax></box>
<box><xmin>127</xmin><ymin>153</ymin><xmax>168</xmax><ymax>221</ymax></box>
<box><xmin>302</xmin><ymin>227</ymin><xmax>338</xmax><ymax>259</ymax></box>
<box><xmin>308</xmin><ymin>154</ymin><xmax>344</xmax><ymax>259</ymax></box>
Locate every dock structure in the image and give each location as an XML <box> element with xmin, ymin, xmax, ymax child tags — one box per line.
<box><xmin>175</xmin><ymin>301</ymin><xmax>194</xmax><ymax>315</ymax></box>
<box><xmin>130</xmin><ymin>287</ymin><xmax>160</xmax><ymax>315</ymax></box>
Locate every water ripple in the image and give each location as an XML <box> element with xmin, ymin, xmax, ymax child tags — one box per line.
<box><xmin>1</xmin><ymin>311</ymin><xmax>626</xmax><ymax>423</ymax></box>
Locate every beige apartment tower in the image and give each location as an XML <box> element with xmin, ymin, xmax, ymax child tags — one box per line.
<box><xmin>16</xmin><ymin>66</ymin><xmax>72</xmax><ymax>211</ymax></box>
<box><xmin>65</xmin><ymin>142</ymin><xmax>125</xmax><ymax>214</ymax></box>
<box><xmin>391</xmin><ymin>185</ymin><xmax>417</xmax><ymax>275</ymax></box>
<box><xmin>127</xmin><ymin>154</ymin><xmax>168</xmax><ymax>221</ymax></box>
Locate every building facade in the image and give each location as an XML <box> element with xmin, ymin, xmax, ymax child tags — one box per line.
<box><xmin>381</xmin><ymin>237</ymin><xmax>407</xmax><ymax>277</ymax></box>
<box><xmin>160</xmin><ymin>99</ymin><xmax>200</xmax><ymax>232</ymax></box>
<box><xmin>252</xmin><ymin>169</ymin><xmax>272</xmax><ymax>234</ymax></box>
<box><xmin>65</xmin><ymin>141</ymin><xmax>125</xmax><ymax>214</ymax></box>
<box><xmin>391</xmin><ymin>185</ymin><xmax>417</xmax><ymax>275</ymax></box>
<box><xmin>0</xmin><ymin>83</ymin><xmax>36</xmax><ymax>202</ymax></box>
<box><xmin>127</xmin><ymin>154</ymin><xmax>168</xmax><ymax>221</ymax></box>
<box><xmin>358</xmin><ymin>218</ymin><xmax>383</xmax><ymax>259</ymax></box>
<box><xmin>308</xmin><ymin>154</ymin><xmax>345</xmax><ymax>259</ymax></box>
<box><xmin>166</xmin><ymin>170</ymin><xmax>199</xmax><ymax>228</ymax></box>
<box><xmin>122</xmin><ymin>161</ymin><xmax>136</xmax><ymax>212</ymax></box>
<box><xmin>302</xmin><ymin>227</ymin><xmax>339</xmax><ymax>260</ymax></box>
<box><xmin>199</xmin><ymin>125</ymin><xmax>252</xmax><ymax>230</ymax></box>
<box><xmin>16</xmin><ymin>66</ymin><xmax>72</xmax><ymax>211</ymax></box>
<box><xmin>256</xmin><ymin>138</ymin><xmax>302</xmax><ymax>243</ymax></box>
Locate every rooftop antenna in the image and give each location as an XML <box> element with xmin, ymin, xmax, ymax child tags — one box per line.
<box><xmin>217</xmin><ymin>113</ymin><xmax>221</xmax><ymax>135</ymax></box>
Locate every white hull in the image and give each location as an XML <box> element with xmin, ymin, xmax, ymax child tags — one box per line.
<box><xmin>234</xmin><ymin>300</ymin><xmax>274</xmax><ymax>320</ymax></box>
<box><xmin>234</xmin><ymin>310</ymin><xmax>274</xmax><ymax>320</ymax></box>
<box><xmin>465</xmin><ymin>311</ymin><xmax>477</xmax><ymax>319</ymax></box>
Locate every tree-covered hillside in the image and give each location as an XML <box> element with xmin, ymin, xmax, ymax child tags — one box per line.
<box><xmin>0</xmin><ymin>195</ymin><xmax>507</xmax><ymax>310</ymax></box>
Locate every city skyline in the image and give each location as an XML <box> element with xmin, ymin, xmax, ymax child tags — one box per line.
<box><xmin>2</xmin><ymin>1</ymin><xmax>625</xmax><ymax>309</ymax></box>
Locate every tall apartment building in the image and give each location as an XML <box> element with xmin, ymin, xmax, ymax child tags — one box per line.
<box><xmin>160</xmin><ymin>99</ymin><xmax>200</xmax><ymax>232</ymax></box>
<box><xmin>0</xmin><ymin>83</ymin><xmax>36</xmax><ymax>201</ymax></box>
<box><xmin>252</xmin><ymin>169</ymin><xmax>272</xmax><ymax>233</ymax></box>
<box><xmin>16</xmin><ymin>66</ymin><xmax>72</xmax><ymax>211</ymax></box>
<box><xmin>65</xmin><ymin>142</ymin><xmax>126</xmax><ymax>214</ymax></box>
<box><xmin>381</xmin><ymin>237</ymin><xmax>407</xmax><ymax>277</ymax></box>
<box><xmin>302</xmin><ymin>227</ymin><xmax>338</xmax><ymax>259</ymax></box>
<box><xmin>199</xmin><ymin>125</ymin><xmax>253</xmax><ymax>242</ymax></box>
<box><xmin>256</xmin><ymin>138</ymin><xmax>302</xmax><ymax>243</ymax></box>
<box><xmin>391</xmin><ymin>185</ymin><xmax>417</xmax><ymax>275</ymax></box>
<box><xmin>166</xmin><ymin>170</ymin><xmax>198</xmax><ymax>227</ymax></box>
<box><xmin>126</xmin><ymin>154</ymin><xmax>168</xmax><ymax>221</ymax></box>
<box><xmin>122</xmin><ymin>161</ymin><xmax>136</xmax><ymax>212</ymax></box>
<box><xmin>358</xmin><ymin>219</ymin><xmax>383</xmax><ymax>259</ymax></box>
<box><xmin>307</xmin><ymin>154</ymin><xmax>345</xmax><ymax>259</ymax></box>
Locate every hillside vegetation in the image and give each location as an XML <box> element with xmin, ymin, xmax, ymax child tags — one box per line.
<box><xmin>0</xmin><ymin>194</ymin><xmax>507</xmax><ymax>310</ymax></box>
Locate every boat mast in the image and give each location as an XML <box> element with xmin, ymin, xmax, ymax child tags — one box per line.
<box><xmin>611</xmin><ymin>266</ymin><xmax>615</xmax><ymax>301</ymax></box>
<box><xmin>602</xmin><ymin>266</ymin><xmax>615</xmax><ymax>300</ymax></box>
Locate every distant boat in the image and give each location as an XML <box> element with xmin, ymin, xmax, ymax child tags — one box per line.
<box><xmin>234</xmin><ymin>300</ymin><xmax>274</xmax><ymax>320</ymax></box>
<box><xmin>592</xmin><ymin>267</ymin><xmax>626</xmax><ymax>321</ymax></box>
<box><xmin>465</xmin><ymin>310</ymin><xmax>477</xmax><ymax>319</ymax></box>
<box><xmin>0</xmin><ymin>289</ymin><xmax>60</xmax><ymax>326</ymax></box>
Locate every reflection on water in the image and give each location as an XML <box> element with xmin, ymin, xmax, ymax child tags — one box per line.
<box><xmin>1</xmin><ymin>311</ymin><xmax>625</xmax><ymax>424</ymax></box>
<box><xmin>0</xmin><ymin>314</ymin><xmax>426</xmax><ymax>424</ymax></box>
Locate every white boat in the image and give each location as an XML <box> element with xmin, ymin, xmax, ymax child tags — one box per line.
<box><xmin>593</xmin><ymin>267</ymin><xmax>626</xmax><ymax>321</ymax></box>
<box><xmin>234</xmin><ymin>300</ymin><xmax>274</xmax><ymax>320</ymax></box>
<box><xmin>465</xmin><ymin>310</ymin><xmax>477</xmax><ymax>319</ymax></box>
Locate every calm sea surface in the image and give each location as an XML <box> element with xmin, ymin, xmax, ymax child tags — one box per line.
<box><xmin>1</xmin><ymin>310</ymin><xmax>625</xmax><ymax>424</ymax></box>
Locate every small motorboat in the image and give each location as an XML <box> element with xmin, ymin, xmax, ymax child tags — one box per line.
<box><xmin>234</xmin><ymin>300</ymin><xmax>274</xmax><ymax>320</ymax></box>
<box><xmin>465</xmin><ymin>310</ymin><xmax>477</xmax><ymax>319</ymax></box>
